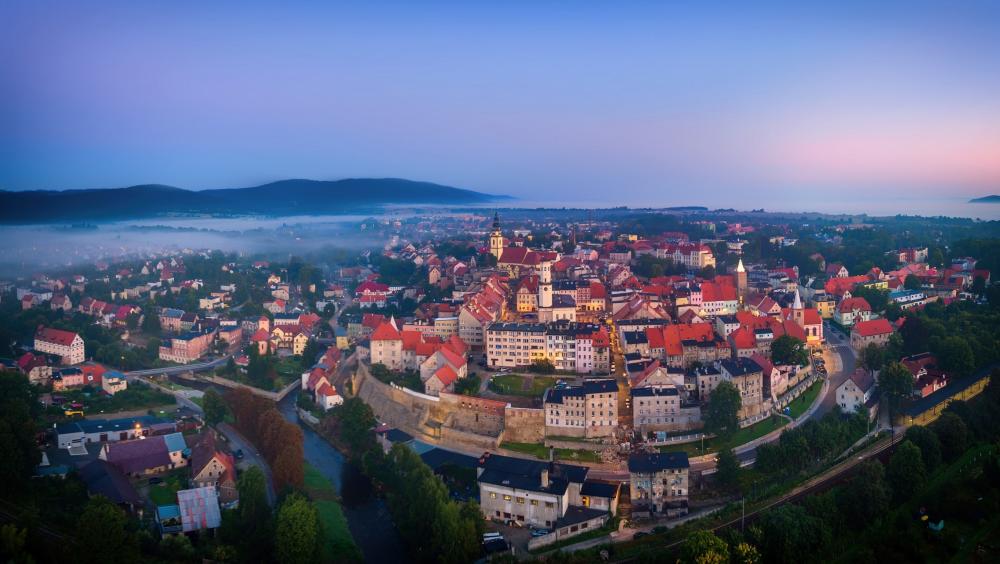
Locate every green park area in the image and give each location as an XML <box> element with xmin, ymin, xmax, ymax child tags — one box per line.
<box><xmin>51</xmin><ymin>381</ymin><xmax>175</xmax><ymax>417</ymax></box>
<box><xmin>303</xmin><ymin>463</ymin><xmax>362</xmax><ymax>563</ymax></box>
<box><xmin>786</xmin><ymin>379</ymin><xmax>823</xmax><ymax>419</ymax></box>
<box><xmin>662</xmin><ymin>415</ymin><xmax>788</xmax><ymax>457</ymax></box>
<box><xmin>502</xmin><ymin>441</ymin><xmax>602</xmax><ymax>463</ymax></box>
<box><xmin>488</xmin><ymin>374</ymin><xmax>558</xmax><ymax>397</ymax></box>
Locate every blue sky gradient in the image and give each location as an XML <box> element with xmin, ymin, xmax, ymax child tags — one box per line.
<box><xmin>2</xmin><ymin>1</ymin><xmax>999</xmax><ymax>210</ymax></box>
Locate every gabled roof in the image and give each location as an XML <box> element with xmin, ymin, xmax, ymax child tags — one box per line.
<box><xmin>628</xmin><ymin>451</ymin><xmax>689</xmax><ymax>473</ymax></box>
<box><xmin>371</xmin><ymin>321</ymin><xmax>402</xmax><ymax>341</ymax></box>
<box><xmin>838</xmin><ymin>297</ymin><xmax>872</xmax><ymax>314</ymax></box>
<box><xmin>852</xmin><ymin>318</ymin><xmax>894</xmax><ymax>337</ymax></box>
<box><xmin>432</xmin><ymin>365</ymin><xmax>458</xmax><ymax>387</ymax></box>
<box><xmin>35</xmin><ymin>327</ymin><xmax>80</xmax><ymax>346</ymax></box>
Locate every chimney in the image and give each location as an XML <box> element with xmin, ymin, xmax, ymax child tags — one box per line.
<box><xmin>540</xmin><ymin>467</ymin><xmax>549</xmax><ymax>488</ymax></box>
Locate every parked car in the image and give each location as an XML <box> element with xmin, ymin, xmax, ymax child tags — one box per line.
<box><xmin>148</xmin><ymin>477</ymin><xmax>163</xmax><ymax>485</ymax></box>
<box><xmin>234</xmin><ymin>449</ymin><xmax>244</xmax><ymax>459</ymax></box>
<box><xmin>530</xmin><ymin>529</ymin><xmax>550</xmax><ymax>537</ymax></box>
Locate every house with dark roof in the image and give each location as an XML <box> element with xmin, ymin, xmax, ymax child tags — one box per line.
<box><xmin>627</xmin><ymin>451</ymin><xmax>690</xmax><ymax>517</ymax></box>
<box><xmin>98</xmin><ymin>432</ymin><xmax>188</xmax><ymax>476</ymax></box>
<box><xmin>543</xmin><ymin>379</ymin><xmax>618</xmax><ymax>438</ymax></box>
<box><xmin>78</xmin><ymin>459</ymin><xmax>142</xmax><ymax>514</ymax></box>
<box><xmin>189</xmin><ymin>433</ymin><xmax>239</xmax><ymax>505</ymax></box>
<box><xmin>476</xmin><ymin>452</ymin><xmax>611</xmax><ymax>544</ymax></box>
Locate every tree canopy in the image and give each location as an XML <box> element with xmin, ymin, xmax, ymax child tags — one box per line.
<box><xmin>704</xmin><ymin>381</ymin><xmax>741</xmax><ymax>439</ymax></box>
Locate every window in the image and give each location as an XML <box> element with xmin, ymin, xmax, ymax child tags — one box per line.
<box><xmin>503</xmin><ymin>494</ymin><xmax>512</xmax><ymax>501</ymax></box>
<box><xmin>490</xmin><ymin>492</ymin><xmax>497</xmax><ymax>499</ymax></box>
<box><xmin>530</xmin><ymin>499</ymin><xmax>539</xmax><ymax>506</ymax></box>
<box><xmin>545</xmin><ymin>501</ymin><xmax>554</xmax><ymax>508</ymax></box>
<box><xmin>516</xmin><ymin>497</ymin><xmax>525</xmax><ymax>504</ymax></box>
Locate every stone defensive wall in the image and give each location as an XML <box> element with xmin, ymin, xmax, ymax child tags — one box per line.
<box><xmin>352</xmin><ymin>361</ymin><xmax>508</xmax><ymax>450</ymax></box>
<box><xmin>502</xmin><ymin>406</ymin><xmax>545</xmax><ymax>443</ymax></box>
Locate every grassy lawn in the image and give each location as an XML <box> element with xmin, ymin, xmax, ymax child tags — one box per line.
<box><xmin>489</xmin><ymin>374</ymin><xmax>558</xmax><ymax>397</ymax></box>
<box><xmin>147</xmin><ymin>470</ymin><xmax>188</xmax><ymax>506</ymax></box>
<box><xmin>303</xmin><ymin>463</ymin><xmax>362</xmax><ymax>563</ymax></box>
<box><xmin>52</xmin><ymin>381</ymin><xmax>175</xmax><ymax>416</ymax></box>
<box><xmin>786</xmin><ymin>379</ymin><xmax>822</xmax><ymax>419</ymax></box>
<box><xmin>502</xmin><ymin>441</ymin><xmax>602</xmax><ymax>463</ymax></box>
<box><xmin>661</xmin><ymin>415</ymin><xmax>788</xmax><ymax>457</ymax></box>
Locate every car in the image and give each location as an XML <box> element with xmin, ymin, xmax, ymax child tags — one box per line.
<box><xmin>148</xmin><ymin>477</ymin><xmax>163</xmax><ymax>485</ymax></box>
<box><xmin>531</xmin><ymin>529</ymin><xmax>550</xmax><ymax>537</ymax></box>
<box><xmin>234</xmin><ymin>449</ymin><xmax>245</xmax><ymax>459</ymax></box>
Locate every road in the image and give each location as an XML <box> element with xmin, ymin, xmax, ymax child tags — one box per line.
<box><xmin>814</xmin><ymin>321</ymin><xmax>857</xmax><ymax>417</ymax></box>
<box><xmin>125</xmin><ymin>355</ymin><xmax>232</xmax><ymax>378</ymax></box>
<box><xmin>123</xmin><ymin>364</ymin><xmax>277</xmax><ymax>505</ymax></box>
<box><xmin>556</xmin><ymin>432</ymin><xmax>899</xmax><ymax>557</ymax></box>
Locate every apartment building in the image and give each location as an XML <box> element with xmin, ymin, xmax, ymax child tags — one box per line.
<box><xmin>543</xmin><ymin>379</ymin><xmax>618</xmax><ymax>438</ymax></box>
<box><xmin>628</xmin><ymin>451</ymin><xmax>690</xmax><ymax>517</ymax></box>
<box><xmin>34</xmin><ymin>327</ymin><xmax>85</xmax><ymax>365</ymax></box>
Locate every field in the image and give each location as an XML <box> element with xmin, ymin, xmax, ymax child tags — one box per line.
<box><xmin>303</xmin><ymin>463</ymin><xmax>362</xmax><ymax>563</ymax></box>
<box><xmin>488</xmin><ymin>374</ymin><xmax>558</xmax><ymax>397</ymax></box>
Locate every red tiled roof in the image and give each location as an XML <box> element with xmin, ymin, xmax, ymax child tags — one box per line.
<box><xmin>35</xmin><ymin>327</ymin><xmax>80</xmax><ymax>346</ymax></box>
<box><xmin>438</xmin><ymin>346</ymin><xmax>467</xmax><ymax>369</ymax></box>
<box><xmin>853</xmin><ymin>318</ymin><xmax>893</xmax><ymax>337</ymax></box>
<box><xmin>371</xmin><ymin>321</ymin><xmax>402</xmax><ymax>341</ymax></box>
<box><xmin>838</xmin><ymin>297</ymin><xmax>871</xmax><ymax>314</ymax></box>
<box><xmin>701</xmin><ymin>281</ymin><xmax>736</xmax><ymax>302</ymax></box>
<box><xmin>433</xmin><ymin>364</ymin><xmax>459</xmax><ymax>387</ymax></box>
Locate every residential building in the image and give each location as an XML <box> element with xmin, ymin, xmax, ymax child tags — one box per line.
<box><xmin>836</xmin><ymin>369</ymin><xmax>878</xmax><ymax>419</ymax></box>
<box><xmin>631</xmin><ymin>386</ymin><xmax>701</xmax><ymax>433</ymax></box>
<box><xmin>34</xmin><ymin>327</ymin><xmax>85</xmax><ymax>365</ymax></box>
<box><xmin>543</xmin><ymin>379</ymin><xmax>618</xmax><ymax>438</ymax></box>
<box><xmin>850</xmin><ymin>318</ymin><xmax>894</xmax><ymax>351</ymax></box>
<box><xmin>627</xmin><ymin>451</ymin><xmax>690</xmax><ymax>517</ymax></box>
<box><xmin>102</xmin><ymin>370</ymin><xmax>128</xmax><ymax>395</ymax></box>
<box><xmin>486</xmin><ymin>321</ymin><xmax>609</xmax><ymax>374</ymax></box>
<box><xmin>901</xmin><ymin>353</ymin><xmax>948</xmax><ymax>398</ymax></box>
<box><xmin>834</xmin><ymin>297</ymin><xmax>872</xmax><ymax>327</ymax></box>
<box><xmin>190</xmin><ymin>433</ymin><xmax>239</xmax><ymax>506</ymax></box>
<box><xmin>719</xmin><ymin>357</ymin><xmax>765</xmax><ymax>418</ymax></box>
<box><xmin>477</xmin><ymin>453</ymin><xmax>609</xmax><ymax>537</ymax></box>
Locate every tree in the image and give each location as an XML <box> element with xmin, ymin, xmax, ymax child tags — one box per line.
<box><xmin>300</xmin><ymin>339</ymin><xmax>322</xmax><ymax>365</ymax></box>
<box><xmin>904</xmin><ymin>425</ymin><xmax>942</xmax><ymax>471</ymax></box>
<box><xmin>886</xmin><ymin>440</ymin><xmax>926</xmax><ymax>503</ymax></box>
<box><xmin>529</xmin><ymin>359</ymin><xmax>556</xmax><ymax>374</ymax></box>
<box><xmin>0</xmin><ymin>372</ymin><xmax>41</xmax><ymax>496</ymax></box>
<box><xmin>704</xmin><ymin>382</ymin><xmax>742</xmax><ymax>439</ymax></box>
<box><xmin>236</xmin><ymin>466</ymin><xmax>272</xmax><ymax>559</ymax></box>
<box><xmin>837</xmin><ymin>460</ymin><xmax>889</xmax><ymax>525</ymax></box>
<box><xmin>714</xmin><ymin>448</ymin><xmax>741</xmax><ymax>492</ymax></box>
<box><xmin>898</xmin><ymin>315</ymin><xmax>929</xmax><ymax>356</ymax></box>
<box><xmin>756</xmin><ymin>504</ymin><xmax>831</xmax><ymax>563</ymax></box>
<box><xmin>859</xmin><ymin>344</ymin><xmax>885</xmax><ymax>374</ymax></box>
<box><xmin>903</xmin><ymin>275</ymin><xmax>922</xmax><ymax>290</ymax></box>
<box><xmin>935</xmin><ymin>336</ymin><xmax>975</xmax><ymax>377</ymax></box>
<box><xmin>931</xmin><ymin>412</ymin><xmax>968</xmax><ymax>462</ymax></box>
<box><xmin>680</xmin><ymin>530</ymin><xmax>729</xmax><ymax>564</ymax></box>
<box><xmin>878</xmin><ymin>362</ymin><xmax>914</xmax><ymax>414</ymax></box>
<box><xmin>332</xmin><ymin>397</ymin><xmax>377</xmax><ymax>455</ymax></box>
<box><xmin>275</xmin><ymin>493</ymin><xmax>321</xmax><ymax>564</ymax></box>
<box><xmin>202</xmin><ymin>388</ymin><xmax>227</xmax><ymax>427</ymax></box>
<box><xmin>453</xmin><ymin>373</ymin><xmax>481</xmax><ymax>396</ymax></box>
<box><xmin>74</xmin><ymin>497</ymin><xmax>140</xmax><ymax>564</ymax></box>
<box><xmin>771</xmin><ymin>335</ymin><xmax>808</xmax><ymax>366</ymax></box>
<box><xmin>732</xmin><ymin>542</ymin><xmax>762</xmax><ymax>564</ymax></box>
<box><xmin>141</xmin><ymin>309</ymin><xmax>161</xmax><ymax>335</ymax></box>
<box><xmin>971</xmin><ymin>275</ymin><xmax>987</xmax><ymax>295</ymax></box>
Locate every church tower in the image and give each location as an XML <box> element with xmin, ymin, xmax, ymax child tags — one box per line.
<box><xmin>538</xmin><ymin>260</ymin><xmax>553</xmax><ymax>309</ymax></box>
<box><xmin>489</xmin><ymin>211</ymin><xmax>504</xmax><ymax>260</ymax></box>
<box><xmin>736</xmin><ymin>259</ymin><xmax>748</xmax><ymax>304</ymax></box>
<box><xmin>791</xmin><ymin>289</ymin><xmax>805</xmax><ymax>328</ymax></box>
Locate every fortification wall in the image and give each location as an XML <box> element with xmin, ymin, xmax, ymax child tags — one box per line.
<box><xmin>503</xmin><ymin>406</ymin><xmax>545</xmax><ymax>443</ymax></box>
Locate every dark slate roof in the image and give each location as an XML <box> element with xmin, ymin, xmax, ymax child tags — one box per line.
<box><xmin>556</xmin><ymin>506</ymin><xmax>609</xmax><ymax>528</ymax></box>
<box><xmin>420</xmin><ymin>448</ymin><xmax>479</xmax><ymax>471</ymax></box>
<box><xmin>385</xmin><ymin>429</ymin><xmax>414</xmax><ymax>443</ymax></box>
<box><xmin>631</xmin><ymin>386</ymin><xmax>679</xmax><ymax>398</ymax></box>
<box><xmin>545</xmin><ymin>379</ymin><xmax>618</xmax><ymax>404</ymax></box>
<box><xmin>104</xmin><ymin>436</ymin><xmax>171</xmax><ymax>474</ymax></box>
<box><xmin>78</xmin><ymin>459</ymin><xmax>142</xmax><ymax>506</ymax></box>
<box><xmin>720</xmin><ymin>357</ymin><xmax>763</xmax><ymax>377</ymax></box>
<box><xmin>477</xmin><ymin>453</ymin><xmax>588</xmax><ymax>495</ymax></box>
<box><xmin>627</xmin><ymin>451</ymin><xmax>690</xmax><ymax>473</ymax></box>
<box><xmin>580</xmin><ymin>480</ymin><xmax>621</xmax><ymax>499</ymax></box>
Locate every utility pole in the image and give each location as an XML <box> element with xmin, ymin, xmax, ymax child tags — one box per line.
<box><xmin>741</xmin><ymin>497</ymin><xmax>746</xmax><ymax>532</ymax></box>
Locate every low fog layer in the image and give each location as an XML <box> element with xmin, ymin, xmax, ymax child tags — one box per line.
<box><xmin>0</xmin><ymin>216</ymin><xmax>383</xmax><ymax>276</ymax></box>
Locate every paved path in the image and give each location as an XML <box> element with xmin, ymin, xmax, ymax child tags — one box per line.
<box><xmin>218</xmin><ymin>421</ymin><xmax>276</xmax><ymax>505</ymax></box>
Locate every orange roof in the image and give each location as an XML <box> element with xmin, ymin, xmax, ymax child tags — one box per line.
<box><xmin>729</xmin><ymin>327</ymin><xmax>756</xmax><ymax>350</ymax></box>
<box><xmin>838</xmin><ymin>297</ymin><xmax>871</xmax><ymax>314</ymax></box>
<box><xmin>400</xmin><ymin>330</ymin><xmax>423</xmax><ymax>350</ymax></box>
<box><xmin>701</xmin><ymin>281</ymin><xmax>736</xmax><ymax>302</ymax></box>
<box><xmin>250</xmin><ymin>329</ymin><xmax>270</xmax><ymax>342</ymax></box>
<box><xmin>316</xmin><ymin>382</ymin><xmax>339</xmax><ymax>397</ymax></box>
<box><xmin>663</xmin><ymin>323</ymin><xmax>716</xmax><ymax>356</ymax></box>
<box><xmin>35</xmin><ymin>327</ymin><xmax>80</xmax><ymax>346</ymax></box>
<box><xmin>853</xmin><ymin>318</ymin><xmax>893</xmax><ymax>337</ymax></box>
<box><xmin>433</xmin><ymin>365</ymin><xmax>459</xmax><ymax>387</ymax></box>
<box><xmin>438</xmin><ymin>346</ymin><xmax>467</xmax><ymax>369</ymax></box>
<box><xmin>371</xmin><ymin>321</ymin><xmax>402</xmax><ymax>341</ymax></box>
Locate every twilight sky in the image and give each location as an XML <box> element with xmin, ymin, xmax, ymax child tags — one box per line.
<box><xmin>2</xmin><ymin>1</ymin><xmax>999</xmax><ymax>211</ymax></box>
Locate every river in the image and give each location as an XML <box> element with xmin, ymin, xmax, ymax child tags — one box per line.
<box><xmin>276</xmin><ymin>393</ymin><xmax>408</xmax><ymax>563</ymax></box>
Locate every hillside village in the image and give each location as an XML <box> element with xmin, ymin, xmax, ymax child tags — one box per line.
<box><xmin>1</xmin><ymin>209</ymin><xmax>998</xmax><ymax>560</ymax></box>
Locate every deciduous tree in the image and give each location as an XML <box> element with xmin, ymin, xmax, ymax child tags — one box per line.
<box><xmin>704</xmin><ymin>381</ymin><xmax>741</xmax><ymax>439</ymax></box>
<box><xmin>886</xmin><ymin>440</ymin><xmax>926</xmax><ymax>503</ymax></box>
<box><xmin>202</xmin><ymin>387</ymin><xmax>227</xmax><ymax>427</ymax></box>
<box><xmin>878</xmin><ymin>362</ymin><xmax>914</xmax><ymax>414</ymax></box>
<box><xmin>275</xmin><ymin>493</ymin><xmax>320</xmax><ymax>564</ymax></box>
<box><xmin>74</xmin><ymin>497</ymin><xmax>140</xmax><ymax>564</ymax></box>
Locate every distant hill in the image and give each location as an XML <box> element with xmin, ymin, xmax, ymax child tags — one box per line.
<box><xmin>969</xmin><ymin>195</ymin><xmax>1000</xmax><ymax>204</ymax></box>
<box><xmin>0</xmin><ymin>178</ymin><xmax>509</xmax><ymax>224</ymax></box>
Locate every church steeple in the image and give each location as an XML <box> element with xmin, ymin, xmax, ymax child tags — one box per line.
<box><xmin>489</xmin><ymin>211</ymin><xmax>504</xmax><ymax>260</ymax></box>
